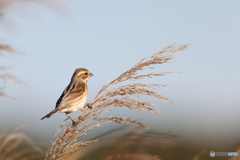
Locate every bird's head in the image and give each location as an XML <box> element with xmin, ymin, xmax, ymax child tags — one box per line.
<box><xmin>71</xmin><ymin>68</ymin><xmax>93</xmax><ymax>83</ymax></box>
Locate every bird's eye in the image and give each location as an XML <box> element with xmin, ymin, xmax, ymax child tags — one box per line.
<box><xmin>85</xmin><ymin>72</ymin><xmax>88</xmax><ymax>75</ymax></box>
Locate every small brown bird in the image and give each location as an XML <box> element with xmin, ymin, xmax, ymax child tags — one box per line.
<box><xmin>40</xmin><ymin>68</ymin><xmax>93</xmax><ymax>123</ymax></box>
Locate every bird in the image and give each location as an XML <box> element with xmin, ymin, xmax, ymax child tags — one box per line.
<box><xmin>40</xmin><ymin>68</ymin><xmax>93</xmax><ymax>123</ymax></box>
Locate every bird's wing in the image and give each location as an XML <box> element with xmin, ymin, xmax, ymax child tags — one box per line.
<box><xmin>55</xmin><ymin>85</ymin><xmax>69</xmax><ymax>108</ymax></box>
<box><xmin>55</xmin><ymin>82</ymin><xmax>86</xmax><ymax>108</ymax></box>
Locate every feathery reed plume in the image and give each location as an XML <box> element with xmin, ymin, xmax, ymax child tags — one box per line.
<box><xmin>0</xmin><ymin>128</ymin><xmax>44</xmax><ymax>160</ymax></box>
<box><xmin>45</xmin><ymin>44</ymin><xmax>189</xmax><ymax>160</ymax></box>
<box><xmin>1</xmin><ymin>0</ymin><xmax>68</xmax><ymax>99</ymax></box>
<box><xmin>0</xmin><ymin>45</ymin><xmax>22</xmax><ymax>99</ymax></box>
<box><xmin>0</xmin><ymin>44</ymin><xmax>16</xmax><ymax>54</ymax></box>
<box><xmin>0</xmin><ymin>47</ymin><xmax>23</xmax><ymax>99</ymax></box>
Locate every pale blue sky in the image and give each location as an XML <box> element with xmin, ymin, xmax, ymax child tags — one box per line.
<box><xmin>1</xmin><ymin>0</ymin><xmax>240</xmax><ymax>148</ymax></box>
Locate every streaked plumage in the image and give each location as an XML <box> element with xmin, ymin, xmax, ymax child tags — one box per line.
<box><xmin>41</xmin><ymin>68</ymin><xmax>93</xmax><ymax>122</ymax></box>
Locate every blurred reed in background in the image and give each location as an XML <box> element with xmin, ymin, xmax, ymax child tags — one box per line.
<box><xmin>0</xmin><ymin>127</ymin><xmax>44</xmax><ymax>160</ymax></box>
<box><xmin>0</xmin><ymin>0</ymin><xmax>68</xmax><ymax>99</ymax></box>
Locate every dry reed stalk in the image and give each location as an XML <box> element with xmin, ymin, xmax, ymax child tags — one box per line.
<box><xmin>0</xmin><ymin>49</ymin><xmax>23</xmax><ymax>99</ymax></box>
<box><xmin>0</xmin><ymin>45</ymin><xmax>21</xmax><ymax>99</ymax></box>
<box><xmin>1</xmin><ymin>5</ymin><xmax>20</xmax><ymax>97</ymax></box>
<box><xmin>1</xmin><ymin>0</ymin><xmax>68</xmax><ymax>99</ymax></box>
<box><xmin>45</xmin><ymin>44</ymin><xmax>189</xmax><ymax>160</ymax></box>
<box><xmin>0</xmin><ymin>44</ymin><xmax>16</xmax><ymax>53</ymax></box>
<box><xmin>0</xmin><ymin>128</ymin><xmax>44</xmax><ymax>160</ymax></box>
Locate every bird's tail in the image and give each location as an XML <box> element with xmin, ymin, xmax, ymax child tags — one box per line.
<box><xmin>40</xmin><ymin>109</ymin><xmax>58</xmax><ymax>120</ymax></box>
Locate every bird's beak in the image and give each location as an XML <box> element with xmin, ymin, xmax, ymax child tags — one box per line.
<box><xmin>90</xmin><ymin>73</ymin><xmax>93</xmax><ymax>77</ymax></box>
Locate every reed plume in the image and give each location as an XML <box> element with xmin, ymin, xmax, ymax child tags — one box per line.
<box><xmin>45</xmin><ymin>44</ymin><xmax>189</xmax><ymax>160</ymax></box>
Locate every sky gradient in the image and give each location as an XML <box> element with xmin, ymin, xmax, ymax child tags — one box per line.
<box><xmin>1</xmin><ymin>0</ymin><xmax>240</xmax><ymax>149</ymax></box>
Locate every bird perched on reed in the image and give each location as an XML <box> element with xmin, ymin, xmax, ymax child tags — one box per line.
<box><xmin>40</xmin><ymin>68</ymin><xmax>93</xmax><ymax>124</ymax></box>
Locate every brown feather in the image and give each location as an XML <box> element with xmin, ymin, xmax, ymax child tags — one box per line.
<box><xmin>57</xmin><ymin>82</ymin><xmax>86</xmax><ymax>107</ymax></box>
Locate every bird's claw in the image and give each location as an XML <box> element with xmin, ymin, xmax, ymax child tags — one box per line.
<box><xmin>71</xmin><ymin>120</ymin><xmax>77</xmax><ymax>126</ymax></box>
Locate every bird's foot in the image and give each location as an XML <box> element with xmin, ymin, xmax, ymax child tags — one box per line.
<box><xmin>71</xmin><ymin>120</ymin><xmax>77</xmax><ymax>126</ymax></box>
<box><xmin>65</xmin><ymin>113</ymin><xmax>77</xmax><ymax>126</ymax></box>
